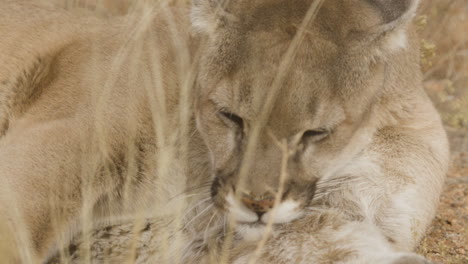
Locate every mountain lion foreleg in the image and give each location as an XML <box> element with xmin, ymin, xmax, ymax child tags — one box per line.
<box><xmin>232</xmin><ymin>211</ymin><xmax>431</xmax><ymax>264</ymax></box>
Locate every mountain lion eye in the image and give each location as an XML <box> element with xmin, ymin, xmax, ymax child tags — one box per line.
<box><xmin>302</xmin><ymin>129</ymin><xmax>329</xmax><ymax>142</ymax></box>
<box><xmin>220</xmin><ymin>111</ymin><xmax>244</xmax><ymax>128</ymax></box>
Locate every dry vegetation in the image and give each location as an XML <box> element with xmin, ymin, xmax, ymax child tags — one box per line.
<box><xmin>416</xmin><ymin>1</ymin><xmax>467</xmax><ymax>263</ymax></box>
<box><xmin>1</xmin><ymin>0</ymin><xmax>467</xmax><ymax>263</ymax></box>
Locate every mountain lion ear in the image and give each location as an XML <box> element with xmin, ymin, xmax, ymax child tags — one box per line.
<box><xmin>191</xmin><ymin>0</ymin><xmax>234</xmax><ymax>35</ymax></box>
<box><xmin>342</xmin><ymin>0</ymin><xmax>420</xmax><ymax>52</ymax></box>
<box><xmin>366</xmin><ymin>0</ymin><xmax>420</xmax><ymax>33</ymax></box>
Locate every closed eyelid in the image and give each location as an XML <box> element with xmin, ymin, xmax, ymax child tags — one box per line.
<box><xmin>220</xmin><ymin>111</ymin><xmax>244</xmax><ymax>127</ymax></box>
<box><xmin>303</xmin><ymin>129</ymin><xmax>329</xmax><ymax>137</ymax></box>
<box><xmin>299</xmin><ymin>128</ymin><xmax>331</xmax><ymax>144</ymax></box>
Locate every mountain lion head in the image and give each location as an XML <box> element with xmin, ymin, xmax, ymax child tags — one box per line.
<box><xmin>192</xmin><ymin>0</ymin><xmax>420</xmax><ymax>232</ymax></box>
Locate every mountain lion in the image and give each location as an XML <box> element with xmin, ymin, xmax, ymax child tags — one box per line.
<box><xmin>0</xmin><ymin>0</ymin><xmax>449</xmax><ymax>263</ymax></box>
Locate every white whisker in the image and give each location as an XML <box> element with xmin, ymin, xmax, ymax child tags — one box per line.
<box><xmin>183</xmin><ymin>197</ymin><xmax>211</xmax><ymax>217</ymax></box>
<box><xmin>183</xmin><ymin>204</ymin><xmax>214</xmax><ymax>231</ymax></box>
<box><xmin>203</xmin><ymin>211</ymin><xmax>218</xmax><ymax>243</ymax></box>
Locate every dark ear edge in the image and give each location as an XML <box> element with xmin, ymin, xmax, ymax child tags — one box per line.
<box><xmin>366</xmin><ymin>0</ymin><xmax>420</xmax><ymax>33</ymax></box>
<box><xmin>352</xmin><ymin>0</ymin><xmax>420</xmax><ymax>53</ymax></box>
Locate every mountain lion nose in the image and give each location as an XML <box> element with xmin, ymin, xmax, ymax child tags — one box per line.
<box><xmin>241</xmin><ymin>195</ymin><xmax>275</xmax><ymax>218</ymax></box>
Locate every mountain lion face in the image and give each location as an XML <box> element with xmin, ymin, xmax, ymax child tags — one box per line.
<box><xmin>192</xmin><ymin>0</ymin><xmax>418</xmax><ymax>229</ymax></box>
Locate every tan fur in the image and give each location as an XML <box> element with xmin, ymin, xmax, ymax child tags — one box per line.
<box><xmin>0</xmin><ymin>0</ymin><xmax>448</xmax><ymax>263</ymax></box>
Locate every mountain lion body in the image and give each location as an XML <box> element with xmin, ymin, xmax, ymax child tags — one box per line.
<box><xmin>0</xmin><ymin>0</ymin><xmax>449</xmax><ymax>263</ymax></box>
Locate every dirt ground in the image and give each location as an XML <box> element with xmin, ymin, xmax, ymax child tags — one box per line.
<box><xmin>416</xmin><ymin>1</ymin><xmax>467</xmax><ymax>263</ymax></box>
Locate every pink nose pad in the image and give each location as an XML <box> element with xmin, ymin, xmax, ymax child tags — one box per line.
<box><xmin>241</xmin><ymin>196</ymin><xmax>275</xmax><ymax>215</ymax></box>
